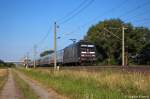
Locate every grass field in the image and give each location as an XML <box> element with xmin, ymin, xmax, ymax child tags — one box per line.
<box><xmin>17</xmin><ymin>67</ymin><xmax>150</xmax><ymax>99</ymax></box>
<box><xmin>13</xmin><ymin>70</ymin><xmax>39</xmax><ymax>99</ymax></box>
<box><xmin>0</xmin><ymin>69</ymin><xmax>8</xmax><ymax>92</ymax></box>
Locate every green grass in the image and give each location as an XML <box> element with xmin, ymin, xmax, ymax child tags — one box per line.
<box><xmin>17</xmin><ymin>67</ymin><xmax>150</xmax><ymax>99</ymax></box>
<box><xmin>0</xmin><ymin>69</ymin><xmax>8</xmax><ymax>92</ymax></box>
<box><xmin>0</xmin><ymin>77</ymin><xmax>6</xmax><ymax>90</ymax></box>
<box><xmin>13</xmin><ymin>70</ymin><xmax>39</xmax><ymax>99</ymax></box>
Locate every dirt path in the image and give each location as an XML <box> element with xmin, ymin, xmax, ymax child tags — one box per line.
<box><xmin>15</xmin><ymin>70</ymin><xmax>65</xmax><ymax>99</ymax></box>
<box><xmin>0</xmin><ymin>68</ymin><xmax>23</xmax><ymax>99</ymax></box>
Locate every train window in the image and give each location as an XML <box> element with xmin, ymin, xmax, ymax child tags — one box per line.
<box><xmin>89</xmin><ymin>47</ymin><xmax>95</xmax><ymax>52</ymax></box>
<box><xmin>81</xmin><ymin>47</ymin><xmax>86</xmax><ymax>52</ymax></box>
<box><xmin>81</xmin><ymin>47</ymin><xmax>95</xmax><ymax>52</ymax></box>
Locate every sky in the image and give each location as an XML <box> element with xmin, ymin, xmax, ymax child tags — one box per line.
<box><xmin>0</xmin><ymin>0</ymin><xmax>150</xmax><ymax>62</ymax></box>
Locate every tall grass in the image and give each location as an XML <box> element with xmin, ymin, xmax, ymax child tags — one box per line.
<box><xmin>17</xmin><ymin>67</ymin><xmax>150</xmax><ymax>99</ymax></box>
<box><xmin>0</xmin><ymin>69</ymin><xmax>8</xmax><ymax>92</ymax></box>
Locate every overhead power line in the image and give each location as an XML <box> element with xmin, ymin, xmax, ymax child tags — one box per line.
<box><xmin>132</xmin><ymin>18</ymin><xmax>150</xmax><ymax>23</ymax></box>
<box><xmin>59</xmin><ymin>0</ymin><xmax>128</xmax><ymax>37</ymax></box>
<box><xmin>59</xmin><ymin>0</ymin><xmax>95</xmax><ymax>25</ymax></box>
<box><xmin>79</xmin><ymin>0</ymin><xmax>128</xmax><ymax>28</ymax></box>
<box><xmin>123</xmin><ymin>10</ymin><xmax>150</xmax><ymax>22</ymax></box>
<box><xmin>118</xmin><ymin>0</ymin><xmax>150</xmax><ymax>18</ymax></box>
<box><xmin>139</xmin><ymin>20</ymin><xmax>150</xmax><ymax>25</ymax></box>
<box><xmin>57</xmin><ymin>0</ymin><xmax>88</xmax><ymax>22</ymax></box>
<box><xmin>61</xmin><ymin>0</ymin><xmax>150</xmax><ymax>38</ymax></box>
<box><xmin>36</xmin><ymin>25</ymin><xmax>52</xmax><ymax>46</ymax></box>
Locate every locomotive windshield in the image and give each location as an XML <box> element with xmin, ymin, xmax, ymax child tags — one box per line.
<box><xmin>80</xmin><ymin>44</ymin><xmax>95</xmax><ymax>52</ymax></box>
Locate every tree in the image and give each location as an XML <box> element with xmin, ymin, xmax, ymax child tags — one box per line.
<box><xmin>0</xmin><ymin>60</ymin><xmax>15</xmax><ymax>67</ymax></box>
<box><xmin>137</xmin><ymin>43</ymin><xmax>150</xmax><ymax>65</ymax></box>
<box><xmin>0</xmin><ymin>60</ymin><xmax>5</xmax><ymax>64</ymax></box>
<box><xmin>40</xmin><ymin>50</ymin><xmax>54</xmax><ymax>57</ymax></box>
<box><xmin>84</xmin><ymin>19</ymin><xmax>150</xmax><ymax>65</ymax></box>
<box><xmin>0</xmin><ymin>59</ymin><xmax>6</xmax><ymax>67</ymax></box>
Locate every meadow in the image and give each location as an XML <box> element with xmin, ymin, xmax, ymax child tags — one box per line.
<box><xmin>0</xmin><ymin>69</ymin><xmax>8</xmax><ymax>92</ymax></box>
<box><xmin>17</xmin><ymin>67</ymin><xmax>150</xmax><ymax>99</ymax></box>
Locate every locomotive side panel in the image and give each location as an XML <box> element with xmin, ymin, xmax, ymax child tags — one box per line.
<box><xmin>63</xmin><ymin>43</ymin><xmax>79</xmax><ymax>64</ymax></box>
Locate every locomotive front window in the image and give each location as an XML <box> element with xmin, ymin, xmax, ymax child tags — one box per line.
<box><xmin>81</xmin><ymin>47</ymin><xmax>87</xmax><ymax>52</ymax></box>
<box><xmin>80</xmin><ymin>45</ymin><xmax>95</xmax><ymax>52</ymax></box>
<box><xmin>89</xmin><ymin>47</ymin><xmax>95</xmax><ymax>52</ymax></box>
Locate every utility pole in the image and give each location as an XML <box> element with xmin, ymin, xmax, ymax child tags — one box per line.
<box><xmin>104</xmin><ymin>27</ymin><xmax>127</xmax><ymax>67</ymax></box>
<box><xmin>122</xmin><ymin>26</ymin><xmax>127</xmax><ymax>67</ymax></box>
<box><xmin>54</xmin><ymin>22</ymin><xmax>57</xmax><ymax>69</ymax></box>
<box><xmin>26</xmin><ymin>52</ymin><xmax>29</xmax><ymax>69</ymax></box>
<box><xmin>33</xmin><ymin>45</ymin><xmax>37</xmax><ymax>68</ymax></box>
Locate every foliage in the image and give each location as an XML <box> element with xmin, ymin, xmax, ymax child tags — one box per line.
<box><xmin>84</xmin><ymin>19</ymin><xmax>150</xmax><ymax>65</ymax></box>
<box><xmin>40</xmin><ymin>50</ymin><xmax>54</xmax><ymax>57</ymax></box>
<box><xmin>0</xmin><ymin>59</ymin><xmax>16</xmax><ymax>68</ymax></box>
<box><xmin>137</xmin><ymin>43</ymin><xmax>150</xmax><ymax>64</ymax></box>
<box><xmin>0</xmin><ymin>69</ymin><xmax>8</xmax><ymax>92</ymax></box>
<box><xmin>6</xmin><ymin>63</ymin><xmax>16</xmax><ymax>67</ymax></box>
<box><xmin>0</xmin><ymin>60</ymin><xmax>6</xmax><ymax>67</ymax></box>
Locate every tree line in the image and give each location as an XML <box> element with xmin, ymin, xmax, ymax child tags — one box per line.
<box><xmin>84</xmin><ymin>19</ymin><xmax>150</xmax><ymax>65</ymax></box>
<box><xmin>0</xmin><ymin>60</ymin><xmax>15</xmax><ymax>68</ymax></box>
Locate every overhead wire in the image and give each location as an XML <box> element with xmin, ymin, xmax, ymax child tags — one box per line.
<box><xmin>57</xmin><ymin>0</ymin><xmax>88</xmax><ymax>22</ymax></box>
<box><xmin>60</xmin><ymin>0</ymin><xmax>149</xmax><ymax>40</ymax></box>
<box><xmin>59</xmin><ymin>0</ymin><xmax>95</xmax><ymax>25</ymax></box>
<box><xmin>139</xmin><ymin>20</ymin><xmax>150</xmax><ymax>25</ymax></box>
<box><xmin>60</xmin><ymin>0</ymin><xmax>129</xmax><ymax>37</ymax></box>
<box><xmin>118</xmin><ymin>0</ymin><xmax>150</xmax><ymax>18</ymax></box>
<box><xmin>131</xmin><ymin>18</ymin><xmax>150</xmax><ymax>23</ymax></box>
<box><xmin>73</xmin><ymin>0</ymin><xmax>150</xmax><ymax>35</ymax></box>
<box><xmin>123</xmin><ymin>10</ymin><xmax>150</xmax><ymax>22</ymax></box>
<box><xmin>59</xmin><ymin>0</ymin><xmax>150</xmax><ymax>45</ymax></box>
<box><xmin>36</xmin><ymin>25</ymin><xmax>52</xmax><ymax>46</ymax></box>
<box><xmin>118</xmin><ymin>1</ymin><xmax>150</xmax><ymax>26</ymax></box>
<box><xmin>79</xmin><ymin>0</ymin><xmax>129</xmax><ymax>28</ymax></box>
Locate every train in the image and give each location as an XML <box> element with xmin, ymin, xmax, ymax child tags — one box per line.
<box><xmin>35</xmin><ymin>40</ymin><xmax>96</xmax><ymax>66</ymax></box>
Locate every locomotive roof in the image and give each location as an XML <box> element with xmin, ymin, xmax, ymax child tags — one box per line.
<box><xmin>65</xmin><ymin>40</ymin><xmax>94</xmax><ymax>48</ymax></box>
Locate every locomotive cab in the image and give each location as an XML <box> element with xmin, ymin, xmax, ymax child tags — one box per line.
<box><xmin>79</xmin><ymin>41</ymin><xmax>96</xmax><ymax>63</ymax></box>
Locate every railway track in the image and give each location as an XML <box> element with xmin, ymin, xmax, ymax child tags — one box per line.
<box><xmin>37</xmin><ymin>65</ymin><xmax>150</xmax><ymax>73</ymax></box>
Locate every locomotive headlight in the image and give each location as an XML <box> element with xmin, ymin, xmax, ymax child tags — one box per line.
<box><xmin>90</xmin><ymin>52</ymin><xmax>95</xmax><ymax>54</ymax></box>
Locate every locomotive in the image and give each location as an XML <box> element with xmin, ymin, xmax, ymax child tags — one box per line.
<box><xmin>36</xmin><ymin>40</ymin><xmax>96</xmax><ymax>66</ymax></box>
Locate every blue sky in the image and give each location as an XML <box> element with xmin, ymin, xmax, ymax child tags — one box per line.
<box><xmin>0</xmin><ymin>0</ymin><xmax>150</xmax><ymax>61</ymax></box>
